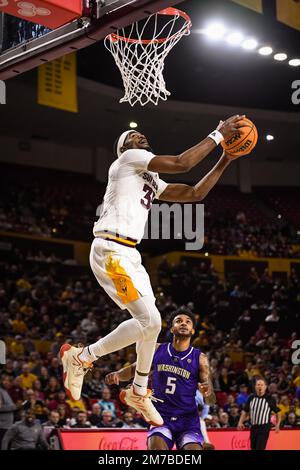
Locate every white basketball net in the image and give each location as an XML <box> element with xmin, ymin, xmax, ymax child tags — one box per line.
<box><xmin>104</xmin><ymin>8</ymin><xmax>191</xmax><ymax>107</ymax></box>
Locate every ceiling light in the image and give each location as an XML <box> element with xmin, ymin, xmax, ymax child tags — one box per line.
<box><xmin>259</xmin><ymin>46</ymin><xmax>273</xmax><ymax>56</ymax></box>
<box><xmin>274</xmin><ymin>53</ymin><xmax>288</xmax><ymax>62</ymax></box>
<box><xmin>129</xmin><ymin>121</ymin><xmax>138</xmax><ymax>129</ymax></box>
<box><xmin>242</xmin><ymin>38</ymin><xmax>258</xmax><ymax>50</ymax></box>
<box><xmin>226</xmin><ymin>32</ymin><xmax>244</xmax><ymax>46</ymax></box>
<box><xmin>204</xmin><ymin>22</ymin><xmax>226</xmax><ymax>40</ymax></box>
<box><xmin>289</xmin><ymin>59</ymin><xmax>300</xmax><ymax>67</ymax></box>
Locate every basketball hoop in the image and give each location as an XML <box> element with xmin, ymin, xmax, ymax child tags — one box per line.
<box><xmin>104</xmin><ymin>7</ymin><xmax>192</xmax><ymax>107</ymax></box>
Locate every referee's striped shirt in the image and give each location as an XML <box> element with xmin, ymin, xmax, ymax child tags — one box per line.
<box><xmin>244</xmin><ymin>394</ymin><xmax>280</xmax><ymax>426</ymax></box>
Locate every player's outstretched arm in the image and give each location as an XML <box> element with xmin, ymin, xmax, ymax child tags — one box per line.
<box><xmin>148</xmin><ymin>115</ymin><xmax>245</xmax><ymax>175</ymax></box>
<box><xmin>105</xmin><ymin>363</ymin><xmax>137</xmax><ymax>385</ymax></box>
<box><xmin>199</xmin><ymin>353</ymin><xmax>216</xmax><ymax>406</ymax></box>
<box><xmin>159</xmin><ymin>151</ymin><xmax>232</xmax><ymax>203</ymax></box>
<box><xmin>105</xmin><ymin>345</ymin><xmax>161</xmax><ymax>385</ymax></box>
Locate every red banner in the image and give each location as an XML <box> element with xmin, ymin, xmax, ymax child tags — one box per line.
<box><xmin>59</xmin><ymin>429</ymin><xmax>300</xmax><ymax>451</ymax></box>
<box><xmin>0</xmin><ymin>1</ymin><xmax>82</xmax><ymax>29</ymax></box>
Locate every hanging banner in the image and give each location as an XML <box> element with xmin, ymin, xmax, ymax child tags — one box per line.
<box><xmin>38</xmin><ymin>52</ymin><xmax>78</xmax><ymax>113</ymax></box>
<box><xmin>232</xmin><ymin>0</ymin><xmax>263</xmax><ymax>13</ymax></box>
<box><xmin>277</xmin><ymin>0</ymin><xmax>300</xmax><ymax>31</ymax></box>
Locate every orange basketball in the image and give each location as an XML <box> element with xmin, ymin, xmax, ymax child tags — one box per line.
<box><xmin>221</xmin><ymin>117</ymin><xmax>258</xmax><ymax>158</ymax></box>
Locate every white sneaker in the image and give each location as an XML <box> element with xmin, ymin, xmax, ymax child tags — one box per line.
<box><xmin>59</xmin><ymin>344</ymin><xmax>93</xmax><ymax>401</ymax></box>
<box><xmin>119</xmin><ymin>386</ymin><xmax>164</xmax><ymax>427</ymax></box>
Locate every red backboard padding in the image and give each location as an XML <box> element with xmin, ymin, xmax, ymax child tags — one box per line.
<box><xmin>0</xmin><ymin>1</ymin><xmax>83</xmax><ymax>29</ymax></box>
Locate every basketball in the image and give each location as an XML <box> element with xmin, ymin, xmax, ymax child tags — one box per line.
<box><xmin>221</xmin><ymin>117</ymin><xmax>258</xmax><ymax>158</ymax></box>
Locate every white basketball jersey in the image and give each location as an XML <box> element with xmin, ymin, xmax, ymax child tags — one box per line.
<box><xmin>93</xmin><ymin>149</ymin><xmax>168</xmax><ymax>243</ymax></box>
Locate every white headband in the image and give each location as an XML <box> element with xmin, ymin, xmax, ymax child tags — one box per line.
<box><xmin>117</xmin><ymin>130</ymin><xmax>134</xmax><ymax>158</ymax></box>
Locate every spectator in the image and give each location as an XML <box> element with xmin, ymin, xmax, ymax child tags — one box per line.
<box><xmin>50</xmin><ymin>333</ymin><xmax>65</xmax><ymax>357</ymax></box>
<box><xmin>81</xmin><ymin>312</ymin><xmax>98</xmax><ymax>336</ymax></box>
<box><xmin>84</xmin><ymin>369</ymin><xmax>104</xmax><ymax>398</ymax></box>
<box><xmin>98</xmin><ymin>387</ymin><xmax>119</xmax><ymax>419</ymax></box>
<box><xmin>39</xmin><ymin>367</ymin><xmax>50</xmax><ymax>389</ymax></box>
<box><xmin>219</xmin><ymin>412</ymin><xmax>230</xmax><ymax>428</ymax></box>
<box><xmin>48</xmin><ymin>390</ymin><xmax>70</xmax><ymax>414</ymax></box>
<box><xmin>1</xmin><ymin>410</ymin><xmax>48</xmax><ymax>450</ymax></box>
<box><xmin>238</xmin><ymin>310</ymin><xmax>251</xmax><ymax>323</ymax></box>
<box><xmin>0</xmin><ymin>377</ymin><xmax>17</xmax><ymax>447</ymax></box>
<box><xmin>11</xmin><ymin>313</ymin><xmax>28</xmax><ymax>334</ymax></box>
<box><xmin>43</xmin><ymin>410</ymin><xmax>60</xmax><ymax>429</ymax></box>
<box><xmin>23</xmin><ymin>389</ymin><xmax>48</xmax><ymax>423</ymax></box>
<box><xmin>292</xmin><ymin>398</ymin><xmax>300</xmax><ymax>418</ymax></box>
<box><xmin>89</xmin><ymin>403</ymin><xmax>102</xmax><ymax>427</ymax></box>
<box><xmin>228</xmin><ymin>405</ymin><xmax>240</xmax><ymax>428</ymax></box>
<box><xmin>276</xmin><ymin>372</ymin><xmax>290</xmax><ymax>396</ymax></box>
<box><xmin>9</xmin><ymin>335</ymin><xmax>25</xmax><ymax>357</ymax></box>
<box><xmin>47</xmin><ymin>358</ymin><xmax>61</xmax><ymax>379</ymax></box>
<box><xmin>18</xmin><ymin>364</ymin><xmax>38</xmax><ymax>390</ymax></box>
<box><xmin>8</xmin><ymin>377</ymin><xmax>23</xmax><ymax>404</ymax></box>
<box><xmin>42</xmin><ymin>410</ymin><xmax>61</xmax><ymax>443</ymax></box>
<box><xmin>282</xmin><ymin>412</ymin><xmax>299</xmax><ymax>429</ymax></box>
<box><xmin>278</xmin><ymin>396</ymin><xmax>291</xmax><ymax>420</ymax></box>
<box><xmin>56</xmin><ymin>405</ymin><xmax>68</xmax><ymax>426</ymax></box>
<box><xmin>206</xmin><ymin>415</ymin><xmax>221</xmax><ymax>429</ymax></box>
<box><xmin>1</xmin><ymin>360</ymin><xmax>15</xmax><ymax>379</ymax></box>
<box><xmin>219</xmin><ymin>368</ymin><xmax>234</xmax><ymax>393</ymax></box>
<box><xmin>265</xmin><ymin>309</ymin><xmax>280</xmax><ymax>322</ymax></box>
<box><xmin>223</xmin><ymin>395</ymin><xmax>236</xmax><ymax>413</ymax></box>
<box><xmin>65</xmin><ymin>397</ymin><xmax>87</xmax><ymax>413</ymax></box>
<box><xmin>44</xmin><ymin>377</ymin><xmax>61</xmax><ymax>400</ymax></box>
<box><xmin>32</xmin><ymin>380</ymin><xmax>45</xmax><ymax>401</ymax></box>
<box><xmin>70</xmin><ymin>412</ymin><xmax>91</xmax><ymax>429</ymax></box>
<box><xmin>236</xmin><ymin>384</ymin><xmax>249</xmax><ymax>407</ymax></box>
<box><xmin>255</xmin><ymin>325</ymin><xmax>268</xmax><ymax>344</ymax></box>
<box><xmin>99</xmin><ymin>410</ymin><xmax>122</xmax><ymax>428</ymax></box>
<box><xmin>121</xmin><ymin>411</ymin><xmax>144</xmax><ymax>429</ymax></box>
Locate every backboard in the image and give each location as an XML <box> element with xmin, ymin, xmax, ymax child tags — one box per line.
<box><xmin>0</xmin><ymin>0</ymin><xmax>184</xmax><ymax>80</ymax></box>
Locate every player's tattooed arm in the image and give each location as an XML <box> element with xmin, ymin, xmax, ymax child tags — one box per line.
<box><xmin>199</xmin><ymin>353</ymin><xmax>216</xmax><ymax>406</ymax></box>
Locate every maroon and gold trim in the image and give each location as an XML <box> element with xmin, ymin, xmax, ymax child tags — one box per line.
<box><xmin>95</xmin><ymin>231</ymin><xmax>137</xmax><ymax>248</ymax></box>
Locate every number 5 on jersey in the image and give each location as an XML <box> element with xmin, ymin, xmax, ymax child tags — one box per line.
<box><xmin>165</xmin><ymin>377</ymin><xmax>177</xmax><ymax>395</ymax></box>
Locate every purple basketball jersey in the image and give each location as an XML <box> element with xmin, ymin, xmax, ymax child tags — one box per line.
<box><xmin>152</xmin><ymin>343</ymin><xmax>201</xmax><ymax>417</ymax></box>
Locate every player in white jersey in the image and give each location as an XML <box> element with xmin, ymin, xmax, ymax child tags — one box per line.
<box><xmin>60</xmin><ymin>115</ymin><xmax>245</xmax><ymax>426</ymax></box>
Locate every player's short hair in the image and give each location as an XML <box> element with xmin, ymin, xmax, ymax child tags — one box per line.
<box><xmin>169</xmin><ymin>306</ymin><xmax>196</xmax><ymax>327</ymax></box>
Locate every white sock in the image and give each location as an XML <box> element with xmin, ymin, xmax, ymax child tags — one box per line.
<box><xmin>79</xmin><ymin>346</ymin><xmax>97</xmax><ymax>363</ymax></box>
<box><xmin>79</xmin><ymin>318</ymin><xmax>144</xmax><ymax>363</ymax></box>
<box><xmin>133</xmin><ymin>373</ymin><xmax>148</xmax><ymax>396</ymax></box>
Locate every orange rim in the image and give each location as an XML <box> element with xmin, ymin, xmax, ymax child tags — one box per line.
<box><xmin>107</xmin><ymin>7</ymin><xmax>192</xmax><ymax>45</ymax></box>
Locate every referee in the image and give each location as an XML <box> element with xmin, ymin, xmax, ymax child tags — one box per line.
<box><xmin>237</xmin><ymin>377</ymin><xmax>281</xmax><ymax>450</ymax></box>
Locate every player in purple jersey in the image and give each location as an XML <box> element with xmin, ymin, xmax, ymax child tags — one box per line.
<box><xmin>105</xmin><ymin>307</ymin><xmax>216</xmax><ymax>450</ymax></box>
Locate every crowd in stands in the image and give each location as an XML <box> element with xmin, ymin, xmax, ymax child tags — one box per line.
<box><xmin>1</xmin><ymin>165</ymin><xmax>300</xmax><ymax>257</ymax></box>
<box><xmin>0</xmin><ymin>251</ymin><xmax>299</xmax><ymax>449</ymax></box>
<box><xmin>0</xmin><ymin>165</ymin><xmax>299</xmax><ymax>449</ymax></box>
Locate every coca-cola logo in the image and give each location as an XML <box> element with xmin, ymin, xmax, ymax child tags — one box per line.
<box><xmin>98</xmin><ymin>437</ymin><xmax>139</xmax><ymax>451</ymax></box>
<box><xmin>231</xmin><ymin>434</ymin><xmax>251</xmax><ymax>450</ymax></box>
